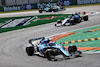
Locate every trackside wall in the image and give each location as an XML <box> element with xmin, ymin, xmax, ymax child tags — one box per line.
<box><xmin>0</xmin><ymin>0</ymin><xmax>100</xmax><ymax>12</ymax></box>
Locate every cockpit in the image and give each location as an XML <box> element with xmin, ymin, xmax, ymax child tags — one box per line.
<box><xmin>48</xmin><ymin>42</ymin><xmax>55</xmax><ymax>46</ymax></box>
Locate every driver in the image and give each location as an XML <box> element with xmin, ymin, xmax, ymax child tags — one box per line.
<box><xmin>67</xmin><ymin>14</ymin><xmax>75</xmax><ymax>25</ymax></box>
<box><xmin>39</xmin><ymin>38</ymin><xmax>50</xmax><ymax>51</ymax></box>
<box><xmin>41</xmin><ymin>38</ymin><xmax>50</xmax><ymax>45</ymax></box>
<box><xmin>74</xmin><ymin>13</ymin><xmax>81</xmax><ymax>23</ymax></box>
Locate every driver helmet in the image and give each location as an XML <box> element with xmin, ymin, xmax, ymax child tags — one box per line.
<box><xmin>83</xmin><ymin>12</ymin><xmax>86</xmax><ymax>15</ymax></box>
<box><xmin>43</xmin><ymin>39</ymin><xmax>50</xmax><ymax>43</ymax></box>
<box><xmin>75</xmin><ymin>12</ymin><xmax>78</xmax><ymax>15</ymax></box>
<box><xmin>49</xmin><ymin>42</ymin><xmax>55</xmax><ymax>46</ymax></box>
<box><xmin>42</xmin><ymin>37</ymin><xmax>45</xmax><ymax>40</ymax></box>
<box><xmin>72</xmin><ymin>14</ymin><xmax>74</xmax><ymax>16</ymax></box>
<box><xmin>69</xmin><ymin>15</ymin><xmax>72</xmax><ymax>18</ymax></box>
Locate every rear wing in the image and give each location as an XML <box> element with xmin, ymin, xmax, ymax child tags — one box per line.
<box><xmin>29</xmin><ymin>37</ymin><xmax>45</xmax><ymax>44</ymax></box>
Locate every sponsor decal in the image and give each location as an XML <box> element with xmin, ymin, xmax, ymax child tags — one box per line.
<box><xmin>3</xmin><ymin>4</ymin><xmax>36</xmax><ymax>11</ymax></box>
<box><xmin>21</xmin><ymin>4</ymin><xmax>34</xmax><ymax>10</ymax></box>
<box><xmin>64</xmin><ymin>1</ymin><xmax>70</xmax><ymax>6</ymax></box>
<box><xmin>60</xmin><ymin>0</ymin><xmax>73</xmax><ymax>6</ymax></box>
<box><xmin>77</xmin><ymin>0</ymin><xmax>100</xmax><ymax>5</ymax></box>
<box><xmin>21</xmin><ymin>5</ymin><xmax>25</xmax><ymax>10</ymax></box>
<box><xmin>58</xmin><ymin>1</ymin><xmax>62</xmax><ymax>6</ymax></box>
<box><xmin>3</xmin><ymin>6</ymin><xmax>21</xmax><ymax>11</ymax></box>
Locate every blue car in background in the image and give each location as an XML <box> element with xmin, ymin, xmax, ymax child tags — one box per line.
<box><xmin>26</xmin><ymin>37</ymin><xmax>82</xmax><ymax>61</ymax></box>
<box><xmin>39</xmin><ymin>5</ymin><xmax>66</xmax><ymax>13</ymax></box>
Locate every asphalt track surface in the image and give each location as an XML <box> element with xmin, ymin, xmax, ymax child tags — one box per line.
<box><xmin>0</xmin><ymin>5</ymin><xmax>100</xmax><ymax>67</ymax></box>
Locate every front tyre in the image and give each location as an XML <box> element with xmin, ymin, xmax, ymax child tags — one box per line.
<box><xmin>48</xmin><ymin>9</ymin><xmax>52</xmax><ymax>12</ymax></box>
<box><xmin>53</xmin><ymin>9</ymin><xmax>58</xmax><ymax>12</ymax></box>
<box><xmin>39</xmin><ymin>10</ymin><xmax>42</xmax><ymax>13</ymax></box>
<box><xmin>45</xmin><ymin>49</ymin><xmax>57</xmax><ymax>61</ymax></box>
<box><xmin>71</xmin><ymin>20</ymin><xmax>75</xmax><ymax>25</ymax></box>
<box><xmin>26</xmin><ymin>46</ymin><xmax>34</xmax><ymax>56</ymax></box>
<box><xmin>46</xmin><ymin>51</ymin><xmax>52</xmax><ymax>60</ymax></box>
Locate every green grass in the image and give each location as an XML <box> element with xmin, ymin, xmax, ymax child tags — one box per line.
<box><xmin>0</xmin><ymin>3</ymin><xmax>99</xmax><ymax>33</ymax></box>
<box><xmin>0</xmin><ymin>16</ymin><xmax>31</xmax><ymax>24</ymax></box>
<box><xmin>0</xmin><ymin>14</ymin><xmax>70</xmax><ymax>33</ymax></box>
<box><xmin>56</xmin><ymin>25</ymin><xmax>100</xmax><ymax>47</ymax></box>
<box><xmin>29</xmin><ymin>14</ymin><xmax>69</xmax><ymax>25</ymax></box>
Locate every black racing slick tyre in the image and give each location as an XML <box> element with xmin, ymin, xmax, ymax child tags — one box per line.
<box><xmin>26</xmin><ymin>46</ymin><xmax>34</xmax><ymax>56</ymax></box>
<box><xmin>45</xmin><ymin>49</ymin><xmax>56</xmax><ymax>60</ymax></box>
<box><xmin>46</xmin><ymin>49</ymin><xmax>53</xmax><ymax>60</ymax></box>
<box><xmin>53</xmin><ymin>9</ymin><xmax>58</xmax><ymax>12</ymax></box>
<box><xmin>71</xmin><ymin>20</ymin><xmax>75</xmax><ymax>25</ymax></box>
<box><xmin>48</xmin><ymin>9</ymin><xmax>52</xmax><ymax>12</ymax></box>
<box><xmin>39</xmin><ymin>10</ymin><xmax>42</xmax><ymax>13</ymax></box>
<box><xmin>74</xmin><ymin>17</ymin><xmax>78</xmax><ymax>23</ymax></box>
<box><xmin>68</xmin><ymin>45</ymin><xmax>77</xmax><ymax>54</ymax></box>
<box><xmin>46</xmin><ymin>51</ymin><xmax>52</xmax><ymax>60</ymax></box>
<box><xmin>55</xmin><ymin>24</ymin><xmax>57</xmax><ymax>26</ymax></box>
<box><xmin>83</xmin><ymin>16</ymin><xmax>88</xmax><ymax>21</ymax></box>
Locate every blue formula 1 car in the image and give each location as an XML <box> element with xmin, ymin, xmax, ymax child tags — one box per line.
<box><xmin>55</xmin><ymin>12</ymin><xmax>88</xmax><ymax>27</ymax></box>
<box><xmin>26</xmin><ymin>37</ymin><xmax>82</xmax><ymax>61</ymax></box>
<box><xmin>39</xmin><ymin>5</ymin><xmax>65</xmax><ymax>13</ymax></box>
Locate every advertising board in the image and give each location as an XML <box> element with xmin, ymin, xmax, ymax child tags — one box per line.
<box><xmin>21</xmin><ymin>4</ymin><xmax>34</xmax><ymax>10</ymax></box>
<box><xmin>77</xmin><ymin>0</ymin><xmax>100</xmax><ymax>5</ymax></box>
<box><xmin>60</xmin><ymin>0</ymin><xmax>73</xmax><ymax>6</ymax></box>
<box><xmin>37</xmin><ymin>2</ymin><xmax>57</xmax><ymax>8</ymax></box>
<box><xmin>3</xmin><ymin>6</ymin><xmax>21</xmax><ymax>11</ymax></box>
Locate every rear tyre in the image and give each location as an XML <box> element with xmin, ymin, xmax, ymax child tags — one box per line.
<box><xmin>55</xmin><ymin>24</ymin><xmax>57</xmax><ymax>26</ymax></box>
<box><xmin>26</xmin><ymin>46</ymin><xmax>34</xmax><ymax>56</ymax></box>
<box><xmin>83</xmin><ymin>16</ymin><xmax>88</xmax><ymax>21</ymax></box>
<box><xmin>68</xmin><ymin>45</ymin><xmax>77</xmax><ymax>54</ymax></box>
